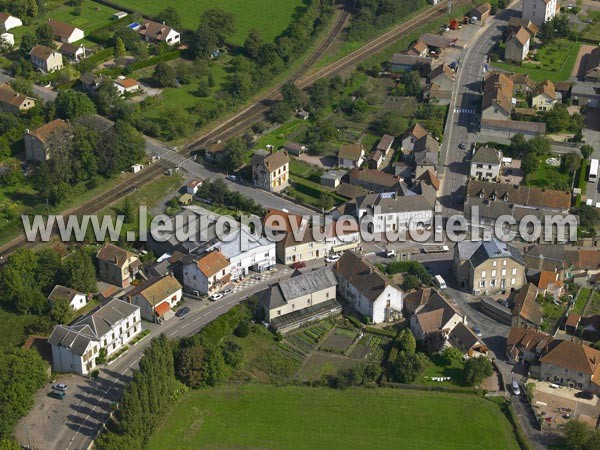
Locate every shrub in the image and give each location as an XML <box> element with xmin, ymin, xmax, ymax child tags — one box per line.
<box><xmin>235</xmin><ymin>320</ymin><xmax>250</xmax><ymax>338</ymax></box>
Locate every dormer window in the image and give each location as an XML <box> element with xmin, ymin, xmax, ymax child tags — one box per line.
<box><xmin>503</xmin><ymin>192</ymin><xmax>509</xmax><ymax>201</ymax></box>
<box><xmin>490</xmin><ymin>192</ymin><xmax>497</xmax><ymax>201</ymax></box>
<box><xmin>479</xmin><ymin>190</ymin><xmax>484</xmax><ymax>199</ymax></box>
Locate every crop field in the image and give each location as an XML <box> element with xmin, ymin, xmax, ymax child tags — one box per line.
<box><xmin>286</xmin><ymin>322</ymin><xmax>334</xmax><ymax>354</ymax></box>
<box><xmin>350</xmin><ymin>334</ymin><xmax>390</xmax><ymax>360</ymax></box>
<box><xmin>111</xmin><ymin>0</ymin><xmax>306</xmax><ymax>44</ymax></box>
<box><xmin>319</xmin><ymin>327</ymin><xmax>358</xmax><ymax>354</ymax></box>
<box><xmin>147</xmin><ymin>385</ymin><xmax>521</xmax><ymax>450</ymax></box>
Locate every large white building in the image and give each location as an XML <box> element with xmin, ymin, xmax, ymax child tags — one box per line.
<box><xmin>334</xmin><ymin>252</ymin><xmax>403</xmax><ymax>324</ymax></box>
<box><xmin>522</xmin><ymin>0</ymin><xmax>557</xmax><ymax>28</ymax></box>
<box><xmin>183</xmin><ymin>249</ymin><xmax>231</xmax><ymax>294</ymax></box>
<box><xmin>48</xmin><ymin>299</ymin><xmax>141</xmax><ymax>375</ymax></box>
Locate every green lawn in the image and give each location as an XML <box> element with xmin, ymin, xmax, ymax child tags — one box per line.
<box><xmin>587</xmin><ymin>291</ymin><xmax>600</xmax><ymax>316</ymax></box>
<box><xmin>525</xmin><ymin>154</ymin><xmax>572</xmax><ymax>191</ymax></box>
<box><xmin>538</xmin><ymin>297</ymin><xmax>565</xmax><ymax>332</ymax></box>
<box><xmin>573</xmin><ymin>288</ymin><xmax>591</xmax><ymax>315</ymax></box>
<box><xmin>492</xmin><ymin>40</ymin><xmax>581</xmax><ymax>82</ymax></box>
<box><xmin>10</xmin><ymin>0</ymin><xmax>120</xmax><ymax>43</ymax></box>
<box><xmin>111</xmin><ymin>0</ymin><xmax>305</xmax><ymax>44</ymax></box>
<box><xmin>582</xmin><ymin>11</ymin><xmax>600</xmax><ymax>41</ymax></box>
<box><xmin>147</xmin><ymin>385</ymin><xmax>520</xmax><ymax>450</ymax></box>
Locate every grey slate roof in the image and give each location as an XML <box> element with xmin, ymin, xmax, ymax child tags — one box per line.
<box><xmin>71</xmin><ymin>298</ymin><xmax>138</xmax><ymax>338</ymax></box>
<box><xmin>261</xmin><ymin>267</ymin><xmax>337</xmax><ymax>311</ymax></box>
<box><xmin>48</xmin><ymin>324</ymin><xmax>96</xmax><ymax>356</ymax></box>
<box><xmin>471</xmin><ymin>146</ymin><xmax>501</xmax><ymax>164</ymax></box>
<box><xmin>471</xmin><ymin>239</ymin><xmax>525</xmax><ymax>268</ymax></box>
<box><xmin>334</xmin><ymin>252</ymin><xmax>396</xmax><ymax>303</ymax></box>
<box><xmin>280</xmin><ymin>267</ymin><xmax>337</xmax><ymax>300</ymax></box>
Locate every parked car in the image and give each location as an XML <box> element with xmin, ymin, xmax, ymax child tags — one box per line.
<box><xmin>53</xmin><ymin>383</ymin><xmax>68</xmax><ymax>391</ymax></box>
<box><xmin>175</xmin><ymin>307</ymin><xmax>190</xmax><ymax>317</ymax></box>
<box><xmin>511</xmin><ymin>380</ymin><xmax>521</xmax><ymax>396</ymax></box>
<box><xmin>48</xmin><ymin>390</ymin><xmax>66</xmax><ymax>400</ymax></box>
<box><xmin>291</xmin><ymin>261</ymin><xmax>306</xmax><ymax>269</ymax></box>
<box><xmin>210</xmin><ymin>293</ymin><xmax>223</xmax><ymax>301</ymax></box>
<box><xmin>226</xmin><ymin>175</ymin><xmax>237</xmax><ymax>182</ymax></box>
<box><xmin>472</xmin><ymin>326</ymin><xmax>482</xmax><ymax>337</ymax></box>
<box><xmin>458</xmin><ymin>143</ymin><xmax>467</xmax><ymax>149</ymax></box>
<box><xmin>325</xmin><ymin>254</ymin><xmax>340</xmax><ymax>263</ymax></box>
<box><xmin>575</xmin><ymin>391</ymin><xmax>594</xmax><ymax>400</ymax></box>
<box><xmin>221</xmin><ymin>288</ymin><xmax>233</xmax><ymax>296</ymax></box>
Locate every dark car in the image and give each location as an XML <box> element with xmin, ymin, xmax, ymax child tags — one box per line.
<box><xmin>291</xmin><ymin>261</ymin><xmax>306</xmax><ymax>269</ymax></box>
<box><xmin>424</xmin><ymin>265</ymin><xmax>434</xmax><ymax>275</ymax></box>
<box><xmin>458</xmin><ymin>143</ymin><xmax>467</xmax><ymax>149</ymax></box>
<box><xmin>48</xmin><ymin>390</ymin><xmax>66</xmax><ymax>400</ymax></box>
<box><xmin>175</xmin><ymin>307</ymin><xmax>190</xmax><ymax>318</ymax></box>
<box><xmin>575</xmin><ymin>391</ymin><xmax>594</xmax><ymax>400</ymax></box>
<box><xmin>221</xmin><ymin>288</ymin><xmax>233</xmax><ymax>296</ymax></box>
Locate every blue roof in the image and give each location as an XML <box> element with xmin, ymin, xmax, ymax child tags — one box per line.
<box><xmin>128</xmin><ymin>22</ymin><xmax>139</xmax><ymax>29</ymax></box>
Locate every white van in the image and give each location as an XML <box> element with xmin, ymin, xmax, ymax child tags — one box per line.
<box><xmin>433</xmin><ymin>275</ymin><xmax>447</xmax><ymax>290</ymax></box>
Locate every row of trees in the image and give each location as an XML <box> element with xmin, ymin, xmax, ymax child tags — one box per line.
<box><xmin>0</xmin><ymin>348</ymin><xmax>48</xmax><ymax>440</ymax></box>
<box><xmin>95</xmin><ymin>335</ymin><xmax>185</xmax><ymax>450</ymax></box>
<box><xmin>0</xmin><ymin>0</ymin><xmax>42</xmax><ymax>21</ymax></box>
<box><xmin>347</xmin><ymin>0</ymin><xmax>427</xmax><ymax>42</ymax></box>
<box><xmin>195</xmin><ymin>178</ymin><xmax>265</xmax><ymax>216</ymax></box>
<box><xmin>174</xmin><ymin>303</ymin><xmax>257</xmax><ymax>388</ymax></box>
<box><xmin>0</xmin><ymin>247</ymin><xmax>96</xmax><ymax>315</ymax></box>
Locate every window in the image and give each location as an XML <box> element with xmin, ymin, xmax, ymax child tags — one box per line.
<box><xmin>501</xmin><ymin>269</ymin><xmax>506</xmax><ymax>276</ymax></box>
<box><xmin>511</xmin><ymin>268</ymin><xmax>517</xmax><ymax>276</ymax></box>
<box><xmin>491</xmin><ymin>270</ymin><xmax>496</xmax><ymax>278</ymax></box>
<box><xmin>308</xmin><ymin>242</ymin><xmax>314</xmax><ymax>248</ymax></box>
<box><xmin>503</xmin><ymin>260</ymin><xmax>507</xmax><ymax>266</ymax></box>
<box><xmin>577</xmin><ymin>371</ymin><xmax>583</xmax><ymax>377</ymax></box>
<box><xmin>549</xmin><ymin>364</ymin><xmax>554</xmax><ymax>370</ymax></box>
<box><xmin>563</xmin><ymin>368</ymin><xmax>569</xmax><ymax>374</ymax></box>
<box><xmin>481</xmin><ymin>270</ymin><xmax>486</xmax><ymax>278</ymax></box>
<box><xmin>492</xmin><ymin>261</ymin><xmax>497</xmax><ymax>267</ymax></box>
<box><xmin>490</xmin><ymin>280</ymin><xmax>496</xmax><ymax>287</ymax></box>
<box><xmin>264</xmin><ymin>253</ymin><xmax>269</xmax><ymax>258</ymax></box>
<box><xmin>326</xmin><ymin>292</ymin><xmax>330</xmax><ymax>298</ymax></box>
<box><xmin>277</xmin><ymin>310</ymin><xmax>281</xmax><ymax>316</ymax></box>
<box><xmin>479</xmin><ymin>280</ymin><xmax>485</xmax><ymax>288</ymax></box>
<box><xmin>511</xmin><ymin>278</ymin><xmax>516</xmax><ymax>285</ymax></box>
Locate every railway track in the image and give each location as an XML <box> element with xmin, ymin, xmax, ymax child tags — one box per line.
<box><xmin>0</xmin><ymin>1</ymin><xmax>466</xmax><ymax>258</ymax></box>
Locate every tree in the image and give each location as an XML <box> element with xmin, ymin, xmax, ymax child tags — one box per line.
<box><xmin>227</xmin><ymin>71</ymin><xmax>254</xmax><ymax>100</ymax></box>
<box><xmin>463</xmin><ymin>356</ymin><xmax>493</xmax><ymax>386</ymax></box>
<box><xmin>152</xmin><ymin>62</ymin><xmax>176</xmax><ymax>88</ymax></box>
<box><xmin>244</xmin><ymin>28</ymin><xmax>263</xmax><ymax>59</ymax></box>
<box><xmin>402</xmin><ymin>274</ymin><xmax>420</xmax><ymax>291</ymax></box>
<box><xmin>220</xmin><ymin>136</ymin><xmax>246</xmax><ymax>170</ymax></box>
<box><xmin>50</xmin><ymin>297</ymin><xmax>74</xmax><ymax>324</ymax></box>
<box><xmin>35</xmin><ymin>23</ymin><xmax>54</xmax><ymax>47</ymax></box>
<box><xmin>318</xmin><ymin>192</ymin><xmax>334</xmax><ymax>211</ymax></box>
<box><xmin>281</xmin><ymin>82</ymin><xmax>306</xmax><ymax>110</ymax></box>
<box><xmin>561</xmin><ymin>420</ymin><xmax>597</xmax><ymax>450</ymax></box>
<box><xmin>114</xmin><ymin>37</ymin><xmax>126</xmax><ymax>61</ymax></box>
<box><xmin>402</xmin><ymin>70</ymin><xmax>421</xmax><ymax>97</ymax></box>
<box><xmin>96</xmin><ymin>121</ymin><xmax>145</xmax><ymax>175</ymax></box>
<box><xmin>113</xmin><ymin>28</ymin><xmax>140</xmax><ymax>51</ymax></box>
<box><xmin>234</xmin><ymin>320</ymin><xmax>250</xmax><ymax>338</ymax></box>
<box><xmin>521</xmin><ymin>152</ymin><xmax>537</xmax><ymax>175</ymax></box>
<box><xmin>390</xmin><ymin>351</ymin><xmax>429</xmax><ymax>383</ymax></box>
<box><xmin>578</xmin><ymin>204</ymin><xmax>600</xmax><ymax>230</ymax></box>
<box><xmin>581</xmin><ymin>144</ymin><xmax>593</xmax><ymax>160</ymax></box>
<box><xmin>376</xmin><ymin>111</ymin><xmax>407</xmax><ymax>136</ymax></box>
<box><xmin>423</xmin><ymin>331</ymin><xmax>446</xmax><ymax>354</ymax></box>
<box><xmin>122</xmin><ymin>197</ymin><xmax>135</xmax><ymax>224</ymax></box>
<box><xmin>441</xmin><ymin>347</ymin><xmax>464</xmax><ymax>366</ymax></box>
<box><xmin>509</xmin><ymin>133</ymin><xmax>528</xmax><ymax>155</ymax></box>
<box><xmin>269</xmin><ymin>101</ymin><xmax>292</xmax><ymax>123</ymax></box>
<box><xmin>54</xmin><ymin>90</ymin><xmax>96</xmax><ymax>120</ymax></box>
<box><xmin>527</xmin><ymin>135</ymin><xmax>550</xmax><ymax>156</ymax></box>
<box><xmin>199</xmin><ymin>8</ymin><xmax>235</xmax><ymax>47</ymax></box>
<box><xmin>397</xmin><ymin>329</ymin><xmax>416</xmax><ymax>355</ymax></box>
<box><xmin>61</xmin><ymin>249</ymin><xmax>97</xmax><ymax>292</ymax></box>
<box><xmin>563</xmin><ymin>152</ymin><xmax>581</xmax><ymax>173</ymax></box>
<box><xmin>222</xmin><ymin>341</ymin><xmax>243</xmax><ymax>368</ymax></box>
<box><xmin>19</xmin><ymin>32</ymin><xmax>36</xmax><ymax>54</ymax></box>
<box><xmin>156</xmin><ymin>6</ymin><xmax>181</xmax><ymax>29</ymax></box>
<box><xmin>176</xmin><ymin>345</ymin><xmax>205</xmax><ymax>388</ymax></box>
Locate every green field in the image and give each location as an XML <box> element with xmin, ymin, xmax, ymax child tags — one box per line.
<box><xmin>112</xmin><ymin>0</ymin><xmax>305</xmax><ymax>44</ymax></box>
<box><xmin>493</xmin><ymin>39</ymin><xmax>581</xmax><ymax>82</ymax></box>
<box><xmin>525</xmin><ymin>154</ymin><xmax>572</xmax><ymax>191</ymax></box>
<box><xmin>147</xmin><ymin>385</ymin><xmax>520</xmax><ymax>450</ymax></box>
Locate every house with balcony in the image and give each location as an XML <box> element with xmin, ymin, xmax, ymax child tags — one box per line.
<box><xmin>182</xmin><ymin>249</ymin><xmax>231</xmax><ymax>294</ymax></box>
<box><xmin>96</xmin><ymin>243</ymin><xmax>141</xmax><ymax>288</ymax></box>
<box><xmin>251</xmin><ymin>149</ymin><xmax>289</xmax><ymax>192</ymax></box>
<box><xmin>125</xmin><ymin>275</ymin><xmax>182</xmax><ymax>322</ymax></box>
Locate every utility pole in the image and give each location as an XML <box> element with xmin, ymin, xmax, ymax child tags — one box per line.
<box><xmin>448</xmin><ymin>0</ymin><xmax>452</xmax><ymax>14</ymax></box>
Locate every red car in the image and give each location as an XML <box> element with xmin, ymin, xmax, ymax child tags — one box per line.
<box><xmin>291</xmin><ymin>261</ymin><xmax>306</xmax><ymax>269</ymax></box>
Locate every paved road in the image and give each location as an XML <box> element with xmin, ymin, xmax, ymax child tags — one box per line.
<box><xmin>15</xmin><ymin>265</ymin><xmax>297</xmax><ymax>450</ymax></box>
<box><xmin>438</xmin><ymin>5</ymin><xmax>522</xmax><ymax>218</ymax></box>
<box><xmin>144</xmin><ymin>139</ymin><xmax>314</xmax><ymax>216</ymax></box>
<box><xmin>0</xmin><ymin>72</ymin><xmax>57</xmax><ymax>103</ymax></box>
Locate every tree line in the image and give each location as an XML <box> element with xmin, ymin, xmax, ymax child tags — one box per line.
<box><xmin>95</xmin><ymin>335</ymin><xmax>186</xmax><ymax>450</ymax></box>
<box><xmin>196</xmin><ymin>178</ymin><xmax>265</xmax><ymax>217</ymax></box>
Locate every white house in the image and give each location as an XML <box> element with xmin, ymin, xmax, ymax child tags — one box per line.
<box><xmin>183</xmin><ymin>249</ymin><xmax>231</xmax><ymax>294</ymax></box>
<box><xmin>186</xmin><ymin>179</ymin><xmax>203</xmax><ymax>195</ymax></box>
<box><xmin>114</xmin><ymin>77</ymin><xmax>140</xmax><ymax>95</ymax></box>
<box><xmin>48</xmin><ymin>299</ymin><xmax>141</xmax><ymax>375</ymax></box>
<box><xmin>470</xmin><ymin>146</ymin><xmax>502</xmax><ymax>181</ymax></box>
<box><xmin>336</xmin><ymin>189</ymin><xmax>436</xmax><ymax>234</ymax></box>
<box><xmin>532</xmin><ymin>79</ymin><xmax>558</xmax><ymax>111</ymax></box>
<box><xmin>205</xmin><ymin>225</ymin><xmax>277</xmax><ymax>281</ymax></box>
<box><xmin>0</xmin><ymin>32</ymin><xmax>13</xmax><ymax>47</ymax></box>
<box><xmin>338</xmin><ymin>144</ymin><xmax>365</xmax><ymax>169</ymax></box>
<box><xmin>48</xmin><ymin>19</ymin><xmax>84</xmax><ymax>44</ymax></box>
<box><xmin>125</xmin><ymin>275</ymin><xmax>182</xmax><ymax>322</ymax></box>
<box><xmin>504</xmin><ymin>27</ymin><xmax>530</xmax><ymax>63</ymax></box>
<box><xmin>522</xmin><ymin>0</ymin><xmax>557</xmax><ymax>28</ymax></box>
<box><xmin>135</xmin><ymin>20</ymin><xmax>180</xmax><ymax>45</ymax></box>
<box><xmin>0</xmin><ymin>13</ymin><xmax>22</xmax><ymax>31</ymax></box>
<box><xmin>48</xmin><ymin>285</ymin><xmax>88</xmax><ymax>311</ymax></box>
<box><xmin>334</xmin><ymin>252</ymin><xmax>403</xmax><ymax>324</ymax></box>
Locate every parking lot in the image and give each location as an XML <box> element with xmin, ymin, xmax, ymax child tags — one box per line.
<box><xmin>531</xmin><ymin>381</ymin><xmax>600</xmax><ymax>430</ymax></box>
